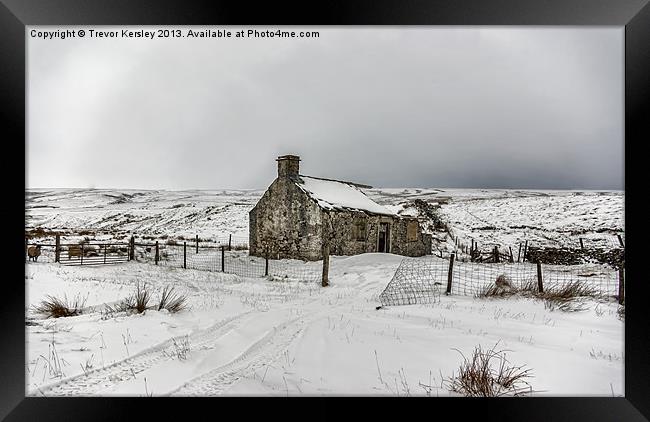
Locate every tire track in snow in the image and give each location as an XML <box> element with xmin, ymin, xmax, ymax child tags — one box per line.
<box><xmin>34</xmin><ymin>311</ymin><xmax>253</xmax><ymax>396</ymax></box>
<box><xmin>169</xmin><ymin>276</ymin><xmax>381</xmax><ymax>396</ymax></box>
<box><xmin>168</xmin><ymin>314</ymin><xmax>309</xmax><ymax>396</ymax></box>
<box><xmin>35</xmin><ymin>268</ymin><xmax>380</xmax><ymax>397</ymax></box>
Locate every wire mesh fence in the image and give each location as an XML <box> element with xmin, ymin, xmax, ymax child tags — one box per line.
<box><xmin>450</xmin><ymin>261</ymin><xmax>538</xmax><ymax>297</ymax></box>
<box><xmin>26</xmin><ymin>233</ymin><xmax>322</xmax><ymax>283</ymax></box>
<box><xmin>379</xmin><ymin>255</ymin><xmax>622</xmax><ymax>307</ymax></box>
<box><xmin>449</xmin><ymin>232</ymin><xmax>625</xmax><ymax>262</ymax></box>
<box><xmin>378</xmin><ymin>256</ymin><xmax>448</xmax><ymax>306</ymax></box>
<box><xmin>151</xmin><ymin>243</ymin><xmax>322</xmax><ymax>283</ymax></box>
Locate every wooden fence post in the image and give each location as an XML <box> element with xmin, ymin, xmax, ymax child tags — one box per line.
<box><xmin>536</xmin><ymin>261</ymin><xmax>544</xmax><ymax>293</ymax></box>
<box><xmin>183</xmin><ymin>242</ymin><xmax>187</xmax><ymax>269</ymax></box>
<box><xmin>617</xmin><ymin>234</ymin><xmax>624</xmax><ymax>248</ymax></box>
<box><xmin>322</xmin><ymin>244</ymin><xmax>330</xmax><ymax>287</ymax></box>
<box><xmin>221</xmin><ymin>246</ymin><xmax>225</xmax><ymax>272</ymax></box>
<box><xmin>55</xmin><ymin>234</ymin><xmax>60</xmax><ymax>263</ymax></box>
<box><xmin>517</xmin><ymin>243</ymin><xmax>522</xmax><ymax>263</ymax></box>
<box><xmin>103</xmin><ymin>244</ymin><xmax>107</xmax><ymax>264</ymax></box>
<box><xmin>129</xmin><ymin>236</ymin><xmax>135</xmax><ymax>261</ymax></box>
<box><xmin>579</xmin><ymin>238</ymin><xmax>584</xmax><ymax>249</ymax></box>
<box><xmin>509</xmin><ymin>246</ymin><xmax>514</xmax><ymax>263</ymax></box>
<box><xmin>618</xmin><ymin>266</ymin><xmax>625</xmax><ymax>305</ymax></box>
<box><xmin>265</xmin><ymin>248</ymin><xmax>269</xmax><ymax>276</ymax></box>
<box><xmin>523</xmin><ymin>240</ymin><xmax>528</xmax><ymax>262</ymax></box>
<box><xmin>155</xmin><ymin>241</ymin><xmax>159</xmax><ymax>265</ymax></box>
<box><xmin>196</xmin><ymin>235</ymin><xmax>199</xmax><ymax>254</ymax></box>
<box><xmin>228</xmin><ymin>234</ymin><xmax>232</xmax><ymax>251</ymax></box>
<box><xmin>446</xmin><ymin>253</ymin><xmax>455</xmax><ymax>295</ymax></box>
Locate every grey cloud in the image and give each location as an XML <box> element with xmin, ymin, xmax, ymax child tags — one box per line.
<box><xmin>27</xmin><ymin>27</ymin><xmax>623</xmax><ymax>190</ymax></box>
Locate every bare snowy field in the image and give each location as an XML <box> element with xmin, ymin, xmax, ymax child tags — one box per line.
<box><xmin>24</xmin><ymin>188</ymin><xmax>624</xmax><ymax>396</ymax></box>
<box><xmin>26</xmin><ymin>187</ymin><xmax>624</xmax><ymax>249</ymax></box>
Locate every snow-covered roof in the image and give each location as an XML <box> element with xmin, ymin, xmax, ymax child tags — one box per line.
<box><xmin>294</xmin><ymin>175</ymin><xmax>395</xmax><ymax>216</ymax></box>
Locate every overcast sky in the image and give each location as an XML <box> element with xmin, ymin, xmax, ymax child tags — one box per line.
<box><xmin>27</xmin><ymin>26</ymin><xmax>623</xmax><ymax>190</ymax></box>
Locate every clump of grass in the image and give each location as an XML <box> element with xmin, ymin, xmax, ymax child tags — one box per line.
<box><xmin>164</xmin><ymin>335</ymin><xmax>191</xmax><ymax>360</ymax></box>
<box><xmin>157</xmin><ymin>286</ymin><xmax>188</xmax><ymax>313</ymax></box>
<box><xmin>32</xmin><ymin>294</ymin><xmax>87</xmax><ymax>318</ymax></box>
<box><xmin>478</xmin><ymin>278</ymin><xmax>603</xmax><ymax>313</ymax></box>
<box><xmin>445</xmin><ymin>342</ymin><xmax>533</xmax><ymax>397</ymax></box>
<box><xmin>538</xmin><ymin>281</ymin><xmax>602</xmax><ymax>311</ymax></box>
<box><xmin>477</xmin><ymin>279</ymin><xmax>536</xmax><ymax>298</ymax></box>
<box><xmin>108</xmin><ymin>282</ymin><xmax>153</xmax><ymax>314</ymax></box>
<box><xmin>107</xmin><ymin>284</ymin><xmax>187</xmax><ymax>315</ymax></box>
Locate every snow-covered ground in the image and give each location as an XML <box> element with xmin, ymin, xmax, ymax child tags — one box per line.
<box><xmin>24</xmin><ymin>188</ymin><xmax>624</xmax><ymax>396</ymax></box>
<box><xmin>26</xmin><ymin>187</ymin><xmax>624</xmax><ymax>250</ymax></box>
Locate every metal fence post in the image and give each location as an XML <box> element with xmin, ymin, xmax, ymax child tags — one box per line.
<box><xmin>265</xmin><ymin>248</ymin><xmax>269</xmax><ymax>276</ymax></box>
<box><xmin>517</xmin><ymin>243</ymin><xmax>522</xmax><ymax>263</ymax></box>
<box><xmin>446</xmin><ymin>253</ymin><xmax>455</xmax><ymax>295</ymax></box>
<box><xmin>579</xmin><ymin>238</ymin><xmax>584</xmax><ymax>250</ymax></box>
<box><xmin>536</xmin><ymin>261</ymin><xmax>544</xmax><ymax>293</ymax></box>
<box><xmin>228</xmin><ymin>234</ymin><xmax>232</xmax><ymax>251</ymax></box>
<box><xmin>103</xmin><ymin>244</ymin><xmax>107</xmax><ymax>264</ymax></box>
<box><xmin>183</xmin><ymin>242</ymin><xmax>187</xmax><ymax>269</ymax></box>
<box><xmin>155</xmin><ymin>241</ymin><xmax>159</xmax><ymax>265</ymax></box>
<box><xmin>196</xmin><ymin>235</ymin><xmax>199</xmax><ymax>254</ymax></box>
<box><xmin>221</xmin><ymin>246</ymin><xmax>225</xmax><ymax>272</ymax></box>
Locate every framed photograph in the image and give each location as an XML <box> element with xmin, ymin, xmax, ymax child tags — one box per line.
<box><xmin>4</xmin><ymin>0</ymin><xmax>648</xmax><ymax>420</ymax></box>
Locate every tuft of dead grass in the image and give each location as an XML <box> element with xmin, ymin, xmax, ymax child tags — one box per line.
<box><xmin>157</xmin><ymin>286</ymin><xmax>188</xmax><ymax>313</ymax></box>
<box><xmin>445</xmin><ymin>342</ymin><xmax>533</xmax><ymax>397</ymax></box>
<box><xmin>108</xmin><ymin>282</ymin><xmax>153</xmax><ymax>314</ymax></box>
<box><xmin>107</xmin><ymin>283</ymin><xmax>188</xmax><ymax>315</ymax></box>
<box><xmin>478</xmin><ymin>279</ymin><xmax>604</xmax><ymax>312</ymax></box>
<box><xmin>33</xmin><ymin>294</ymin><xmax>87</xmax><ymax>318</ymax></box>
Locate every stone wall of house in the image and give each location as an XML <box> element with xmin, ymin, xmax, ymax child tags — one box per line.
<box><xmin>249</xmin><ymin>177</ymin><xmax>323</xmax><ymax>260</ymax></box>
<box><xmin>323</xmin><ymin>213</ymin><xmax>431</xmax><ymax>258</ymax></box>
<box><xmin>322</xmin><ymin>211</ymin><xmax>381</xmax><ymax>256</ymax></box>
<box><xmin>250</xmin><ymin>178</ymin><xmax>432</xmax><ymax>261</ymax></box>
<box><xmin>390</xmin><ymin>217</ymin><xmax>432</xmax><ymax>257</ymax></box>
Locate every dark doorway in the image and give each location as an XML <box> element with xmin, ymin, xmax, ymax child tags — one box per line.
<box><xmin>378</xmin><ymin>222</ymin><xmax>391</xmax><ymax>253</ymax></box>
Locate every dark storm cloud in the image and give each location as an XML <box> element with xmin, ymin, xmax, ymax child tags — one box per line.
<box><xmin>27</xmin><ymin>27</ymin><xmax>623</xmax><ymax>190</ymax></box>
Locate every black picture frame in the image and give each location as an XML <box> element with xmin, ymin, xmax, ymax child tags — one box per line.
<box><xmin>3</xmin><ymin>0</ymin><xmax>648</xmax><ymax>420</ymax></box>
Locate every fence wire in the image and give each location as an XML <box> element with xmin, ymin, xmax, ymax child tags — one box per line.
<box><xmin>379</xmin><ymin>256</ymin><xmax>447</xmax><ymax>306</ymax></box>
<box><xmin>380</xmin><ymin>256</ymin><xmax>621</xmax><ymax>306</ymax></box>
<box><xmin>155</xmin><ymin>244</ymin><xmax>321</xmax><ymax>283</ymax></box>
<box><xmin>451</xmin><ymin>261</ymin><xmax>538</xmax><ymax>297</ymax></box>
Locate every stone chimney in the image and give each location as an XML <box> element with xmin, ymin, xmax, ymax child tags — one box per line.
<box><xmin>277</xmin><ymin>155</ymin><xmax>300</xmax><ymax>177</ymax></box>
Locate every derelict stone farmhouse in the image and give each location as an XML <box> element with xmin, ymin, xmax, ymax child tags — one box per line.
<box><xmin>249</xmin><ymin>155</ymin><xmax>432</xmax><ymax>261</ymax></box>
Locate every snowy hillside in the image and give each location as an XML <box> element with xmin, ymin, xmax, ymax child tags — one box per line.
<box><xmin>24</xmin><ymin>187</ymin><xmax>625</xmax><ymax>397</ymax></box>
<box><xmin>26</xmin><ymin>187</ymin><xmax>624</xmax><ymax>250</ymax></box>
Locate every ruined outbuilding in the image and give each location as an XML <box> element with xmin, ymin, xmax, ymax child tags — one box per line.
<box><xmin>249</xmin><ymin>155</ymin><xmax>432</xmax><ymax>260</ymax></box>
